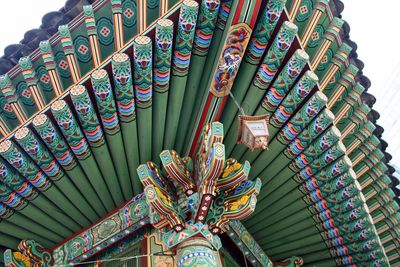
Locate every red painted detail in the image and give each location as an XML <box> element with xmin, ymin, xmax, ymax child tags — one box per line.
<box><xmin>232</xmin><ymin>0</ymin><xmax>244</xmax><ymax>24</ymax></box>
<box><xmin>215</xmin><ymin>96</ymin><xmax>228</xmax><ymax>121</ymax></box>
<box><xmin>194</xmin><ymin>194</ymin><xmax>213</xmax><ymax>223</ymax></box>
<box><xmin>249</xmin><ymin>0</ymin><xmax>262</xmax><ymax>27</ymax></box>
<box><xmin>189</xmin><ymin>94</ymin><xmax>213</xmax><ymax>157</ymax></box>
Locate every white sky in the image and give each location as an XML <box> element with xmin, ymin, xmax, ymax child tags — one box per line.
<box><xmin>341</xmin><ymin>0</ymin><xmax>400</xmax><ymax>169</ymax></box>
<box><xmin>0</xmin><ymin>0</ymin><xmax>65</xmax><ymax>52</ymax></box>
<box><xmin>0</xmin><ymin>1</ymin><xmax>399</xmax><ymax>168</ymax></box>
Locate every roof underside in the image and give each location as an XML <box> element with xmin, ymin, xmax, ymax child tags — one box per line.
<box><xmin>0</xmin><ymin>0</ymin><xmax>398</xmax><ymax>266</ymax></box>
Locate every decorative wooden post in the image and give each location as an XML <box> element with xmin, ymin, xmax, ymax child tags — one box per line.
<box><xmin>0</xmin><ymin>75</ymin><xmax>28</xmax><ymax>123</ymax></box>
<box><xmin>83</xmin><ymin>5</ymin><xmax>102</xmax><ymax>67</ymax></box>
<box><xmin>4</xmin><ymin>240</ymin><xmax>53</xmax><ymax>267</ymax></box>
<box><xmin>58</xmin><ymin>25</ymin><xmax>81</xmax><ymax>83</ymax></box>
<box><xmin>18</xmin><ymin>56</ymin><xmax>47</xmax><ymax>109</ymax></box>
<box><xmin>39</xmin><ymin>40</ymin><xmax>64</xmax><ymax>96</ymax></box>
<box><xmin>176</xmin><ymin>237</ymin><xmax>221</xmax><ymax>267</ymax></box>
<box><xmin>137</xmin><ymin>122</ymin><xmax>262</xmax><ymax>266</ymax></box>
<box><xmin>111</xmin><ymin>0</ymin><xmax>124</xmax><ymax>50</ymax></box>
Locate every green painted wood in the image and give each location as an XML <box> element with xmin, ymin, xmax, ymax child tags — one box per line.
<box><xmin>305</xmin><ymin>14</ymin><xmax>339</xmax><ymax>61</ymax></box>
<box><xmin>14</xmin><ymin>127</ymin><xmax>97</xmax><ymax>224</ymax></box>
<box><xmin>0</xmin><ymin>94</ymin><xmax>18</xmax><ymax>131</ymax></box>
<box><xmin>353</xmin><ymin>149</ymin><xmax>384</xmax><ymax>175</ymax></box>
<box><xmin>152</xmin><ymin>20</ymin><xmax>173</xmax><ymax>165</ymax></box>
<box><xmin>0</xmin><ymin>139</ymin><xmax>83</xmax><ymax>232</ymax></box>
<box><xmin>239</xmin><ymin>70</ymin><xmax>325</xmax><ymax>164</ymax></box>
<box><xmin>133</xmin><ymin>36</ymin><xmax>153</xmax><ymax>163</ymax></box>
<box><xmin>246</xmin><ymin>108</ymin><xmax>333</xmax><ymax>177</ymax></box>
<box><xmin>0</xmin><ymin>220</ymin><xmax>54</xmax><ymax>248</ymax></box>
<box><xmin>0</xmin><ymin>1</ymin><xmax>394</xmax><ymax>264</ymax></box>
<box><xmin>319</xmin><ymin>43</ymin><xmax>352</xmax><ymax>92</ymax></box>
<box><xmin>295</xmin><ymin>0</ymin><xmax>328</xmax><ymax>39</ymax></box>
<box><xmin>0</xmin><ymin>246</ymin><xmax>4</xmax><ymax>264</ymax></box>
<box><xmin>363</xmin><ymin>184</ymin><xmax>396</xmax><ymax>209</ymax></box>
<box><xmin>0</xmin><ymin>75</ymin><xmax>32</xmax><ymax>120</ymax></box>
<box><xmin>336</xmin><ymin>105</ymin><xmax>370</xmax><ymax>134</ymax></box>
<box><xmin>51</xmin><ymin>193</ymin><xmax>149</xmax><ymax>265</ymax></box>
<box><xmin>375</xmin><ymin>214</ymin><xmax>400</xmax><ymax>234</ymax></box>
<box><xmin>94</xmin><ymin>1</ymin><xmax>117</xmax><ymax>60</ymax></box>
<box><xmin>70</xmin><ymin>84</ymin><xmax>124</xmax><ymax>205</ymax></box>
<box><xmin>303</xmin><ymin>259</ymin><xmax>339</xmax><ymax>267</ymax></box>
<box><xmin>380</xmin><ymin>228</ymin><xmax>400</xmax><ymax>244</ymax></box>
<box><xmin>250</xmin><ymin>92</ymin><xmax>329</xmax><ymax>179</ymax></box>
<box><xmin>111</xmin><ymin>53</ymin><xmax>142</xmax><ymax>194</ymax></box>
<box><xmin>265</xmin><ymin>233</ymin><xmax>323</xmax><ymax>252</ymax></box>
<box><xmin>0</xmin><ymin>160</ymin><xmax>75</xmax><ymax>240</ymax></box>
<box><xmin>60</xmin><ymin>21</ymin><xmax>94</xmax><ymax>77</ymax></box>
<box><xmin>349</xmin><ymin>136</ymin><xmax>380</xmax><ymax>163</ymax></box>
<box><xmin>313</xmin><ymin>18</ymin><xmax>345</xmax><ymax>78</ymax></box>
<box><xmin>342</xmin><ymin>121</ymin><xmax>375</xmax><ymax>149</ymax></box>
<box><xmin>0</xmin><ymin>232</ymin><xmax>19</xmax><ymax>249</ymax></box>
<box><xmin>267</xmin><ymin>71</ymin><xmax>318</xmax><ymax>137</ymax></box>
<box><xmin>89</xmin><ymin>70</ymin><xmax>134</xmax><ymax>203</ymax></box>
<box><xmin>371</xmin><ymin>201</ymin><xmax>399</xmax><ymax>221</ymax></box>
<box><xmin>58</xmin><ymin>25</ymin><xmax>83</xmax><ymax>79</ymax></box>
<box><xmin>51</xmin><ymin>99</ymin><xmax>115</xmax><ymax>212</ymax></box>
<box><xmin>0</xmin><ymin>204</ymin><xmax>63</xmax><ymax>243</ymax></box>
<box><xmin>390</xmin><ymin>259</ymin><xmax>400</xmax><ymax>266</ymax></box>
<box><xmin>271</xmin><ymin>236</ymin><xmax>383</xmax><ymax>265</ymax></box>
<box><xmin>266</xmin><ymin>225</ymin><xmax>318</xmax><ymax>248</ymax></box>
<box><xmin>164</xmin><ymin>0</ymin><xmax>199</xmax><ymax>150</ymax></box>
<box><xmin>331</xmin><ymin>83</ymin><xmax>365</xmax><ymax>115</ymax></box>
<box><xmin>234</xmin><ymin>56</ymin><xmax>313</xmax><ymax>161</ymax></box>
<box><xmin>168</xmin><ymin>0</ymin><xmax>180</xmax><ymax>9</ymax></box>
<box><xmin>254</xmin><ymin>156</ymin><xmax>351</xmax><ymax>216</ymax></box>
<box><xmin>182</xmin><ymin>0</ymin><xmax>234</xmax><ymax>152</ymax></box>
<box><xmin>146</xmin><ymin>0</ymin><xmax>160</xmax><ymax>26</ymax></box>
<box><xmin>226</xmin><ymin>220</ymin><xmax>272</xmax><ymax>266</ymax></box>
<box><xmin>220</xmin><ymin>0</ymin><xmax>286</xmax><ymax>139</ymax></box>
<box><xmin>0</xmin><ymin>183</ymin><xmax>73</xmax><ymax>237</ymax></box>
<box><xmin>245</xmin><ymin>142</ymin><xmax>347</xmax><ymax>230</ymax></box>
<box><xmin>256</xmin><ymin>126</ymin><xmax>341</xmax><ymax>185</ymax></box>
<box><xmin>5</xmin><ymin>75</ymin><xmax>38</xmax><ymax>118</ymax></box>
<box><xmin>223</xmin><ymin>21</ymin><xmax>299</xmax><ymax>156</ymax></box>
<box><xmin>324</xmin><ymin>64</ymin><xmax>358</xmax><ymax>102</ymax></box>
<box><xmin>32</xmin><ymin>114</ymin><xmax>107</xmax><ymax>217</ymax></box>
<box><xmin>253</xmin><ymin>215</ymin><xmax>315</xmax><ymax>243</ymax></box>
<box><xmin>39</xmin><ymin>40</ymin><xmax>67</xmax><ymax>92</ymax></box>
<box><xmin>120</xmin><ymin>0</ymin><xmax>138</xmax><ymax>43</ymax></box>
<box><xmin>19</xmin><ymin>56</ymin><xmax>55</xmax><ymax>104</ymax></box>
<box><xmin>268</xmin><ymin>242</ymin><xmax>324</xmax><ymax>262</ymax></box>
<box><xmin>175</xmin><ymin>0</ymin><xmax>220</xmax><ymax>154</ymax></box>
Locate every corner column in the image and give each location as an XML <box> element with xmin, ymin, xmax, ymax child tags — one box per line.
<box><xmin>176</xmin><ymin>237</ymin><xmax>221</xmax><ymax>267</ymax></box>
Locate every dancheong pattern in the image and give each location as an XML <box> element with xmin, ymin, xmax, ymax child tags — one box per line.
<box><xmin>91</xmin><ymin>69</ymin><xmax>121</xmax><ymax>135</ymax></box>
<box><xmin>192</xmin><ymin>0</ymin><xmax>220</xmax><ymax>57</ymax></box>
<box><xmin>172</xmin><ymin>0</ymin><xmax>198</xmax><ymax>76</ymax></box>
<box><xmin>51</xmin><ymin>100</ymin><xmax>92</xmax><ymax>161</ymax></box>
<box><xmin>0</xmin><ymin>0</ymin><xmax>396</xmax><ymax>266</ymax></box>
<box><xmin>210</xmin><ymin>23</ymin><xmax>251</xmax><ymax>97</ymax></box>
<box><xmin>70</xmin><ymin>85</ymin><xmax>106</xmax><ymax>147</ymax></box>
<box><xmin>112</xmin><ymin>53</ymin><xmax>136</xmax><ymax>122</ymax></box>
<box><xmin>154</xmin><ymin>19</ymin><xmax>173</xmax><ymax>94</ymax></box>
<box><xmin>133</xmin><ymin>36</ymin><xmax>153</xmax><ymax>109</ymax></box>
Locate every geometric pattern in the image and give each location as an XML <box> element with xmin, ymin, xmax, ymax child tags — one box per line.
<box><xmin>55</xmin><ymin>51</ymin><xmax>71</xmax><ymax>78</ymax></box>
<box><xmin>97</xmin><ymin>17</ymin><xmax>114</xmax><ymax>46</ymax></box>
<box><xmin>74</xmin><ymin>35</ymin><xmax>92</xmax><ymax>64</ymax></box>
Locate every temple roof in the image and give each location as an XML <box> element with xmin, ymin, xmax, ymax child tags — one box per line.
<box><xmin>0</xmin><ymin>0</ymin><xmax>399</xmax><ymax>266</ymax></box>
